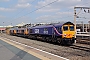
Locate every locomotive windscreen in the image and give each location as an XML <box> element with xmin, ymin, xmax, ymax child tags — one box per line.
<box><xmin>69</xmin><ymin>26</ymin><xmax>74</xmax><ymax>31</ymax></box>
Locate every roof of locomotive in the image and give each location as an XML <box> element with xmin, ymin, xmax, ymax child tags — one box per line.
<box><xmin>9</xmin><ymin>27</ymin><xmax>17</xmax><ymax>30</ymax></box>
<box><xmin>28</xmin><ymin>22</ymin><xmax>65</xmax><ymax>29</ymax></box>
<box><xmin>9</xmin><ymin>22</ymin><xmax>74</xmax><ymax>30</ymax></box>
<box><xmin>9</xmin><ymin>27</ymin><xmax>26</xmax><ymax>30</ymax></box>
<box><xmin>27</xmin><ymin>21</ymin><xmax>74</xmax><ymax>29</ymax></box>
<box><xmin>63</xmin><ymin>21</ymin><xmax>74</xmax><ymax>25</ymax></box>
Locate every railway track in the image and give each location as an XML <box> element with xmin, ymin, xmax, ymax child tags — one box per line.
<box><xmin>76</xmin><ymin>38</ymin><xmax>90</xmax><ymax>45</ymax></box>
<box><xmin>76</xmin><ymin>35</ymin><xmax>90</xmax><ymax>45</ymax></box>
<box><xmin>69</xmin><ymin>44</ymin><xmax>90</xmax><ymax>52</ymax></box>
<box><xmin>0</xmin><ymin>33</ymin><xmax>90</xmax><ymax>60</ymax></box>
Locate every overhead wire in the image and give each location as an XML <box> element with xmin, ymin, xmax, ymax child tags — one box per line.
<box><xmin>51</xmin><ymin>0</ymin><xmax>90</xmax><ymax>22</ymax></box>
<box><xmin>75</xmin><ymin>8</ymin><xmax>90</xmax><ymax>23</ymax></box>
<box><xmin>15</xmin><ymin>0</ymin><xmax>36</xmax><ymax>17</ymax></box>
<box><xmin>37</xmin><ymin>0</ymin><xmax>90</xmax><ymax>22</ymax></box>
<box><xmin>6</xmin><ymin>0</ymin><xmax>37</xmax><ymax>25</ymax></box>
<box><xmin>13</xmin><ymin>0</ymin><xmax>58</xmax><ymax>20</ymax></box>
<box><xmin>35</xmin><ymin>0</ymin><xmax>90</xmax><ymax>23</ymax></box>
<box><xmin>11</xmin><ymin>0</ymin><xmax>37</xmax><ymax>19</ymax></box>
<box><xmin>10</xmin><ymin>0</ymin><xmax>90</xmax><ymax>25</ymax></box>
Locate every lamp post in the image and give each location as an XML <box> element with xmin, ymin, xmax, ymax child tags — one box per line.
<box><xmin>74</xmin><ymin>8</ymin><xmax>77</xmax><ymax>43</ymax></box>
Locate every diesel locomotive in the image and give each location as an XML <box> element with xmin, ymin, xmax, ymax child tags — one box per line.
<box><xmin>7</xmin><ymin>21</ymin><xmax>76</xmax><ymax>45</ymax></box>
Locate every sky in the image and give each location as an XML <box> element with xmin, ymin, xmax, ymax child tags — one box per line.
<box><xmin>0</xmin><ymin>0</ymin><xmax>90</xmax><ymax>26</ymax></box>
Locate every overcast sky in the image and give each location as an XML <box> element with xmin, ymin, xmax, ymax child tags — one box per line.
<box><xmin>0</xmin><ymin>0</ymin><xmax>90</xmax><ymax>26</ymax></box>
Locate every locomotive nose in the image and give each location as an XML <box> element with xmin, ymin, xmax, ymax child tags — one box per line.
<box><xmin>66</xmin><ymin>34</ymin><xmax>73</xmax><ymax>38</ymax></box>
<box><xmin>63</xmin><ymin>34</ymin><xmax>73</xmax><ymax>38</ymax></box>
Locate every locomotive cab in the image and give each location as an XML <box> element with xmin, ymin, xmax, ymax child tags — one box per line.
<box><xmin>62</xmin><ymin>22</ymin><xmax>76</xmax><ymax>44</ymax></box>
<box><xmin>62</xmin><ymin>25</ymin><xmax>75</xmax><ymax>38</ymax></box>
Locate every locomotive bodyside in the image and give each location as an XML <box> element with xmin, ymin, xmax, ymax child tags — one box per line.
<box><xmin>8</xmin><ymin>21</ymin><xmax>75</xmax><ymax>45</ymax></box>
<box><xmin>28</xmin><ymin>25</ymin><xmax>54</xmax><ymax>35</ymax></box>
<box><xmin>27</xmin><ymin>24</ymin><xmax>64</xmax><ymax>43</ymax></box>
<box><xmin>27</xmin><ymin>22</ymin><xmax>75</xmax><ymax>44</ymax></box>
